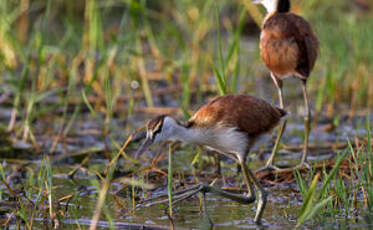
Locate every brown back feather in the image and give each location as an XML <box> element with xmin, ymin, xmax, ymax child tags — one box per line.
<box><xmin>261</xmin><ymin>12</ymin><xmax>319</xmax><ymax>78</ymax></box>
<box><xmin>189</xmin><ymin>95</ymin><xmax>285</xmax><ymax>136</ymax></box>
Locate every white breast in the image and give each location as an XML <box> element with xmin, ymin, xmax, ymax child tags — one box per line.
<box><xmin>191</xmin><ymin>127</ymin><xmax>249</xmax><ymax>160</ymax></box>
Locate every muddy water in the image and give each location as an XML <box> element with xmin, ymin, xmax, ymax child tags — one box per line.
<box><xmin>0</xmin><ymin>111</ymin><xmax>372</xmax><ymax>229</ymax></box>
<box><xmin>32</xmin><ymin>145</ymin><xmax>372</xmax><ymax>230</ymax></box>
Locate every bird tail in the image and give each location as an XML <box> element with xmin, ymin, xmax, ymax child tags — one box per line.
<box><xmin>276</xmin><ymin>107</ymin><xmax>287</xmax><ymax>118</ymax></box>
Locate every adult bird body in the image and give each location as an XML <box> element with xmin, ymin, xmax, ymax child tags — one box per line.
<box><xmin>254</xmin><ymin>0</ymin><xmax>319</xmax><ymax>168</ymax></box>
<box><xmin>135</xmin><ymin>94</ymin><xmax>286</xmax><ymax>224</ymax></box>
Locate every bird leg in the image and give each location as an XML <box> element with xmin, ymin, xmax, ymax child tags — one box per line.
<box><xmin>213</xmin><ymin>152</ymin><xmax>222</xmax><ymax>176</ymax></box>
<box><xmin>240</xmin><ymin>160</ymin><xmax>267</xmax><ymax>225</ymax></box>
<box><xmin>270</xmin><ymin>73</ymin><xmax>284</xmax><ymax>108</ymax></box>
<box><xmin>299</xmin><ymin>80</ymin><xmax>311</xmax><ymax>168</ymax></box>
<box><xmin>260</xmin><ymin>74</ymin><xmax>286</xmax><ymax>171</ymax></box>
<box><xmin>137</xmin><ymin>157</ymin><xmax>263</xmax><ymax>224</ymax></box>
<box><xmin>241</xmin><ymin>162</ymin><xmax>255</xmax><ymax>198</ymax></box>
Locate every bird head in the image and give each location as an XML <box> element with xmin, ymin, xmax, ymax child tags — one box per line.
<box><xmin>135</xmin><ymin>115</ymin><xmax>178</xmax><ymax>158</ymax></box>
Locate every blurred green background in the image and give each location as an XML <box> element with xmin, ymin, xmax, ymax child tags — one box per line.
<box><xmin>0</xmin><ymin>0</ymin><xmax>372</xmax><ymax>141</ymax></box>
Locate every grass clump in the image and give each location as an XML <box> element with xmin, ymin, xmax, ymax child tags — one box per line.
<box><xmin>295</xmin><ymin>116</ymin><xmax>373</xmax><ymax>227</ymax></box>
<box><xmin>0</xmin><ymin>1</ymin><xmax>371</xmax><ymax>142</ymax></box>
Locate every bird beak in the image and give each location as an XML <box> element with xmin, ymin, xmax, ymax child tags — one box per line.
<box><xmin>135</xmin><ymin>137</ymin><xmax>153</xmax><ymax>159</ymax></box>
<box><xmin>252</xmin><ymin>0</ymin><xmax>261</xmax><ymax>4</ymax></box>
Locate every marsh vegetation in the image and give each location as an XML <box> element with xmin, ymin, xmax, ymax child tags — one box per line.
<box><xmin>0</xmin><ymin>0</ymin><xmax>372</xmax><ymax>229</ymax></box>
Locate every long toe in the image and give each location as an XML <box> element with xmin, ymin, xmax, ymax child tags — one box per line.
<box><xmin>295</xmin><ymin>161</ymin><xmax>311</xmax><ymax>170</ymax></box>
<box><xmin>255</xmin><ymin>164</ymin><xmax>282</xmax><ymax>173</ymax></box>
<box><xmin>138</xmin><ymin>185</ymin><xmax>204</xmax><ymax>208</ymax></box>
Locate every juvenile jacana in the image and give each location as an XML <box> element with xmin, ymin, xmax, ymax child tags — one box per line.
<box><xmin>135</xmin><ymin>94</ymin><xmax>287</xmax><ymax>224</ymax></box>
<box><xmin>253</xmin><ymin>0</ymin><xmax>319</xmax><ymax>169</ymax></box>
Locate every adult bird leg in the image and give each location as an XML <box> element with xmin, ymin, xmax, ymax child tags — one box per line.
<box><xmin>299</xmin><ymin>80</ymin><xmax>311</xmax><ymax>167</ymax></box>
<box><xmin>261</xmin><ymin>73</ymin><xmax>287</xmax><ymax>170</ymax></box>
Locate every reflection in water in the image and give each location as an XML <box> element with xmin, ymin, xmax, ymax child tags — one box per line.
<box><xmin>200</xmin><ymin>192</ymin><xmax>214</xmax><ymax>230</ymax></box>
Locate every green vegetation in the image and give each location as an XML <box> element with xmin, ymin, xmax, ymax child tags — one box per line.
<box><xmin>1</xmin><ymin>1</ymin><xmax>371</xmax><ymax>138</ymax></box>
<box><xmin>168</xmin><ymin>144</ymin><xmax>173</xmax><ymax>217</ymax></box>
<box><xmin>295</xmin><ymin>117</ymin><xmax>372</xmax><ymax>227</ymax></box>
<box><xmin>0</xmin><ymin>0</ymin><xmax>372</xmax><ymax>229</ymax></box>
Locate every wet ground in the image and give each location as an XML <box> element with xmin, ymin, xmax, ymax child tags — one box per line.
<box><xmin>0</xmin><ymin>105</ymin><xmax>372</xmax><ymax>229</ymax></box>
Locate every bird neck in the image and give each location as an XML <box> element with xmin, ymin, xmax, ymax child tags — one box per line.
<box><xmin>263</xmin><ymin>0</ymin><xmax>290</xmax><ymax>14</ymax></box>
<box><xmin>160</xmin><ymin>117</ymin><xmax>208</xmax><ymax>144</ymax></box>
<box><xmin>171</xmin><ymin>124</ymin><xmax>203</xmax><ymax>144</ymax></box>
<box><xmin>276</xmin><ymin>0</ymin><xmax>290</xmax><ymax>13</ymax></box>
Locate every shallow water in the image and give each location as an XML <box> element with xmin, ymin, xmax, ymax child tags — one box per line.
<box><xmin>28</xmin><ymin>153</ymin><xmax>373</xmax><ymax>230</ymax></box>
<box><xmin>0</xmin><ymin>110</ymin><xmax>372</xmax><ymax>229</ymax></box>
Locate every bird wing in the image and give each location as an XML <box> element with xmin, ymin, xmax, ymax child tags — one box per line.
<box><xmin>290</xmin><ymin>13</ymin><xmax>319</xmax><ymax>77</ymax></box>
<box><xmin>304</xmin><ymin>35</ymin><xmax>319</xmax><ymax>73</ymax></box>
<box><xmin>189</xmin><ymin>95</ymin><xmax>283</xmax><ymax>136</ymax></box>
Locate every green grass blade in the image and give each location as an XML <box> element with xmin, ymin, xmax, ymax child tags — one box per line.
<box><xmin>168</xmin><ymin>144</ymin><xmax>173</xmax><ymax>216</ymax></box>
<box><xmin>297</xmin><ymin>173</ymin><xmax>320</xmax><ymax>220</ymax></box>
<box><xmin>213</xmin><ymin>65</ymin><xmax>227</xmax><ymax>95</ymax></box>
<box><xmin>318</xmin><ymin>149</ymin><xmax>349</xmax><ymax>199</ymax></box>
<box><xmin>215</xmin><ymin>2</ymin><xmax>226</xmax><ymax>85</ymax></box>
<box><xmin>296</xmin><ymin>196</ymin><xmax>333</xmax><ymax>228</ymax></box>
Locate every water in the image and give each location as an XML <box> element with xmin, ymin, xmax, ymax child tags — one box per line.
<box><xmin>0</xmin><ymin>108</ymin><xmax>372</xmax><ymax>229</ymax></box>
<box><xmin>27</xmin><ymin>163</ymin><xmax>373</xmax><ymax>229</ymax></box>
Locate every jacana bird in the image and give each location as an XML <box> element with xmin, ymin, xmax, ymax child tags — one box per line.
<box><xmin>253</xmin><ymin>0</ymin><xmax>319</xmax><ymax>169</ymax></box>
<box><xmin>135</xmin><ymin>94</ymin><xmax>287</xmax><ymax>224</ymax></box>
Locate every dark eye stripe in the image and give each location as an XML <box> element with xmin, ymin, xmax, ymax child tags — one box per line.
<box><xmin>146</xmin><ymin>115</ymin><xmax>167</xmax><ymax>139</ymax></box>
<box><xmin>152</xmin><ymin>121</ymin><xmax>163</xmax><ymax>138</ymax></box>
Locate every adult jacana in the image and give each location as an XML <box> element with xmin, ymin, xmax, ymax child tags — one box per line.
<box><xmin>135</xmin><ymin>94</ymin><xmax>286</xmax><ymax>224</ymax></box>
<box><xmin>254</xmin><ymin>0</ymin><xmax>319</xmax><ymax>169</ymax></box>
